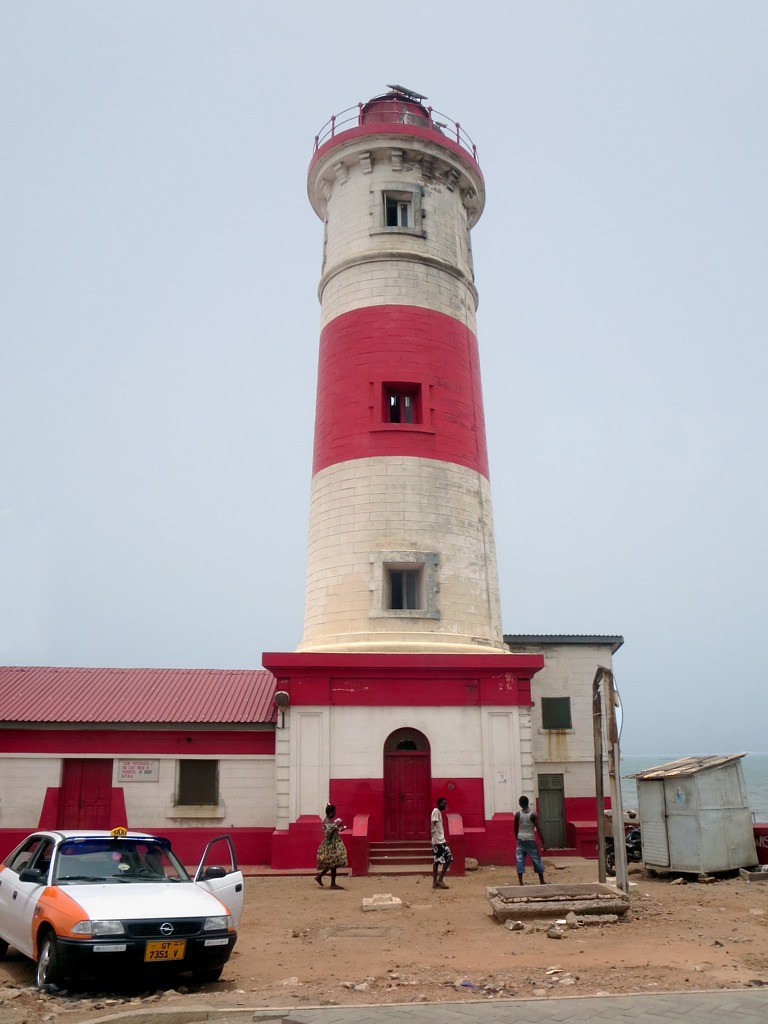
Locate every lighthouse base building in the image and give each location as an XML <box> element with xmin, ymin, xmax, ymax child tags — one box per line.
<box><xmin>261</xmin><ymin>638</ymin><xmax>623</xmax><ymax>872</ymax></box>
<box><xmin>261</xmin><ymin>653</ymin><xmax>543</xmax><ymax>873</ymax></box>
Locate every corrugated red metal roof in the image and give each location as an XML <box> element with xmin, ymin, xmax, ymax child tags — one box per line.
<box><xmin>0</xmin><ymin>666</ymin><xmax>277</xmax><ymax>725</ymax></box>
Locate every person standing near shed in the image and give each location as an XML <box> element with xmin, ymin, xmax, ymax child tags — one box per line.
<box><xmin>514</xmin><ymin>795</ymin><xmax>546</xmax><ymax>884</ymax></box>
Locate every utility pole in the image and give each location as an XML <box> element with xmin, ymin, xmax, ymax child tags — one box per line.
<box><xmin>592</xmin><ymin>666</ymin><xmax>629</xmax><ymax>894</ymax></box>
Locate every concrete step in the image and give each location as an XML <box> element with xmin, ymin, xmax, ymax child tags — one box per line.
<box><xmin>369</xmin><ymin>843</ymin><xmax>432</xmax><ymax>853</ymax></box>
<box><xmin>367</xmin><ymin>862</ymin><xmax>432</xmax><ymax>875</ymax></box>
<box><xmin>368</xmin><ymin>840</ymin><xmax>433</xmax><ymax>872</ymax></box>
<box><xmin>369</xmin><ymin>845</ymin><xmax>431</xmax><ymax>859</ymax></box>
<box><xmin>369</xmin><ymin>855</ymin><xmax>432</xmax><ymax>866</ymax></box>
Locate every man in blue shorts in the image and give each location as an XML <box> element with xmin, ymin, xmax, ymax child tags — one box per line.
<box><xmin>514</xmin><ymin>795</ymin><xmax>547</xmax><ymax>884</ymax></box>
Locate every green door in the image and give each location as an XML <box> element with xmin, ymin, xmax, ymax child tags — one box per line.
<box><xmin>537</xmin><ymin>773</ymin><xmax>566</xmax><ymax>848</ymax></box>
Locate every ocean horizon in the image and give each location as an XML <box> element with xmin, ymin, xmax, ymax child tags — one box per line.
<box><xmin>619</xmin><ymin>751</ymin><xmax>768</xmax><ymax>823</ymax></box>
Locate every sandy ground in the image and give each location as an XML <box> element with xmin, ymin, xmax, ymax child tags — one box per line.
<box><xmin>1</xmin><ymin>858</ymin><xmax>767</xmax><ymax>1022</ymax></box>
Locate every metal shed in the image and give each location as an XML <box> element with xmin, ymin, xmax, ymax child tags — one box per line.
<box><xmin>629</xmin><ymin>754</ymin><xmax>757</xmax><ymax>874</ymax></box>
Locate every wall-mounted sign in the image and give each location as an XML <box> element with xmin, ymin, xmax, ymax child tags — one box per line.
<box><xmin>119</xmin><ymin>759</ymin><xmax>160</xmax><ymax>782</ymax></box>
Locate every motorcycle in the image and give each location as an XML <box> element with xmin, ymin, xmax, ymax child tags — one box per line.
<box><xmin>605</xmin><ymin>825</ymin><xmax>643</xmax><ymax>875</ymax></box>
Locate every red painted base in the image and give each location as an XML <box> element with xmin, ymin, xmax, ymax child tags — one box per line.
<box><xmin>271</xmin><ymin>816</ymin><xmax>341</xmax><ymax>871</ymax></box>
<box><xmin>755</xmin><ymin>824</ymin><xmax>768</xmax><ymax>864</ymax></box>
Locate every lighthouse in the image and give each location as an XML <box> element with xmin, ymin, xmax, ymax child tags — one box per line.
<box><xmin>263</xmin><ymin>88</ymin><xmax>544</xmax><ymax>870</ymax></box>
<box><xmin>300</xmin><ymin>85</ymin><xmax>502</xmax><ymax>655</ymax></box>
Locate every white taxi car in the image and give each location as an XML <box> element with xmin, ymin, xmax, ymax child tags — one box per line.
<box><xmin>0</xmin><ymin>828</ymin><xmax>244</xmax><ymax>989</ymax></box>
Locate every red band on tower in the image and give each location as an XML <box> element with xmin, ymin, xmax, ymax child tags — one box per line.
<box><xmin>313</xmin><ymin>305</ymin><xmax>490</xmax><ymax>478</ymax></box>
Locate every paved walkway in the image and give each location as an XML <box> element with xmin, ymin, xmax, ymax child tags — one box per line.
<box><xmin>100</xmin><ymin>990</ymin><xmax>768</xmax><ymax>1024</ymax></box>
<box><xmin>247</xmin><ymin>991</ymin><xmax>768</xmax><ymax>1024</ymax></box>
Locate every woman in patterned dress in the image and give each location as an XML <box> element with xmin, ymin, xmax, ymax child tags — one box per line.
<box><xmin>314</xmin><ymin>803</ymin><xmax>348</xmax><ymax>889</ymax></box>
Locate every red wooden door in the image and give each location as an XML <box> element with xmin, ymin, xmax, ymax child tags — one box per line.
<box><xmin>59</xmin><ymin>759</ymin><xmax>113</xmax><ymax>828</ymax></box>
<box><xmin>384</xmin><ymin>752</ymin><xmax>430</xmax><ymax>840</ymax></box>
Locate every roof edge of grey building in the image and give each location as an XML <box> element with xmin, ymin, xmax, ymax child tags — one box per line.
<box><xmin>504</xmin><ymin>634</ymin><xmax>625</xmax><ymax>654</ymax></box>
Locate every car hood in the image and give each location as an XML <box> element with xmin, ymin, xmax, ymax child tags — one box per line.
<box><xmin>58</xmin><ymin>882</ymin><xmax>228</xmax><ymax>920</ymax></box>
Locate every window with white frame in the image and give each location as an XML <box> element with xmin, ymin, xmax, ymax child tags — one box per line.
<box><xmin>372</xmin><ymin>184</ymin><xmax>425</xmax><ymax>237</ymax></box>
<box><xmin>385</xmin><ymin>193</ymin><xmax>411</xmax><ymax>228</ymax></box>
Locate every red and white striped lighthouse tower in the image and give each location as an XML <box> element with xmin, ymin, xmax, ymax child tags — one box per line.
<box><xmin>264</xmin><ymin>88</ymin><xmax>543</xmax><ymax>870</ymax></box>
<box><xmin>301</xmin><ymin>86</ymin><xmax>503</xmax><ymax>655</ymax></box>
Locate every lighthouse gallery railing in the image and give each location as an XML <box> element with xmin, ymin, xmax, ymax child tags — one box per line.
<box><xmin>313</xmin><ymin>104</ymin><xmax>479</xmax><ymax>165</ymax></box>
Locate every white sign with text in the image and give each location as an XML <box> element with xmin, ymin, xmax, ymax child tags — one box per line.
<box><xmin>119</xmin><ymin>759</ymin><xmax>160</xmax><ymax>782</ymax></box>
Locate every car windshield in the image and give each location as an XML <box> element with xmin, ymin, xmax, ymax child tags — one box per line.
<box><xmin>53</xmin><ymin>838</ymin><xmax>191</xmax><ymax>884</ymax></box>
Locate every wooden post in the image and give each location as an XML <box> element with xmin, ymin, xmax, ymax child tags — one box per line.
<box><xmin>592</xmin><ymin>670</ymin><xmax>606</xmax><ymax>883</ymax></box>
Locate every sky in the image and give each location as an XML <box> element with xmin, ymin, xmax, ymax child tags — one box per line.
<box><xmin>2</xmin><ymin>2</ymin><xmax>766</xmax><ymax>754</ymax></box>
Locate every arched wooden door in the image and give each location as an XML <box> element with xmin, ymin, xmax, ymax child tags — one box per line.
<box><xmin>383</xmin><ymin>728</ymin><xmax>431</xmax><ymax>840</ymax></box>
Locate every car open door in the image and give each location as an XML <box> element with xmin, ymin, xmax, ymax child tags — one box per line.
<box><xmin>193</xmin><ymin>835</ymin><xmax>244</xmax><ymax>927</ymax></box>
<box><xmin>0</xmin><ymin>836</ymin><xmax>54</xmax><ymax>958</ymax></box>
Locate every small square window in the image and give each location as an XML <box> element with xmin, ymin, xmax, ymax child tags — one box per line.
<box><xmin>178</xmin><ymin>760</ymin><xmax>218</xmax><ymax>805</ymax></box>
<box><xmin>541</xmin><ymin>697</ymin><xmax>572</xmax><ymax>730</ymax></box>
<box><xmin>385</xmin><ymin>383</ymin><xmax>421</xmax><ymax>424</ymax></box>
<box><xmin>370</xmin><ymin>551</ymin><xmax>440</xmax><ymax>620</ymax></box>
<box><xmin>388</xmin><ymin>567</ymin><xmax>422</xmax><ymax>610</ymax></box>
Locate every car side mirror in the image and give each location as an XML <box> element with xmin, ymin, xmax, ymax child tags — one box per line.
<box><xmin>200</xmin><ymin>865</ymin><xmax>226</xmax><ymax>880</ymax></box>
<box><xmin>18</xmin><ymin>868</ymin><xmax>44</xmax><ymax>884</ymax></box>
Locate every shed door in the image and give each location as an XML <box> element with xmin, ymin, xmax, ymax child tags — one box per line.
<box><xmin>59</xmin><ymin>759</ymin><xmax>113</xmax><ymax>828</ymax></box>
<box><xmin>637</xmin><ymin>779</ymin><xmax>670</xmax><ymax>868</ymax></box>
<box><xmin>537</xmin><ymin>773</ymin><xmax>566</xmax><ymax>848</ymax></box>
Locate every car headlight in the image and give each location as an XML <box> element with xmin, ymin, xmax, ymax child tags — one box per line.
<box><xmin>72</xmin><ymin>920</ymin><xmax>125</xmax><ymax>936</ymax></box>
<box><xmin>203</xmin><ymin>915</ymin><xmax>232</xmax><ymax>932</ymax></box>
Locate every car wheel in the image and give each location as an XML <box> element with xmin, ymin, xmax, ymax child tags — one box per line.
<box><xmin>36</xmin><ymin>932</ymin><xmax>63</xmax><ymax>989</ymax></box>
<box><xmin>194</xmin><ymin>966</ymin><xmax>223</xmax><ymax>984</ymax></box>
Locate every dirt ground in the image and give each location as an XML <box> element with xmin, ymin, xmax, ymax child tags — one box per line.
<box><xmin>1</xmin><ymin>858</ymin><xmax>767</xmax><ymax>1023</ymax></box>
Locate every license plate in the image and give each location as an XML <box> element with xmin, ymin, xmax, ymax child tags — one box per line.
<box><xmin>144</xmin><ymin>939</ymin><xmax>186</xmax><ymax>962</ymax></box>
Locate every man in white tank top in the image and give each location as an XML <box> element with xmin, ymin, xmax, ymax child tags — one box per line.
<box><xmin>514</xmin><ymin>795</ymin><xmax>547</xmax><ymax>884</ymax></box>
<box><xmin>430</xmin><ymin>797</ymin><xmax>453</xmax><ymax>889</ymax></box>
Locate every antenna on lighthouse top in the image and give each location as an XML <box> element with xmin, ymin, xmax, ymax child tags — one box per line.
<box><xmin>386</xmin><ymin>83</ymin><xmax>428</xmax><ymax>102</ymax></box>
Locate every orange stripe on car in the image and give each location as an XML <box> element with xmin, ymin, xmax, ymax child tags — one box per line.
<box><xmin>32</xmin><ymin>887</ymin><xmax>91</xmax><ymax>954</ymax></box>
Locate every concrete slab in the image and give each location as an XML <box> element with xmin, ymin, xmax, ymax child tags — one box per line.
<box><xmin>740</xmin><ymin>865</ymin><xmax>768</xmax><ymax>881</ymax></box>
<box><xmin>362</xmin><ymin>892</ymin><xmax>403</xmax><ymax>911</ymax></box>
<box><xmin>485</xmin><ymin>882</ymin><xmax>630</xmax><ymax>921</ymax></box>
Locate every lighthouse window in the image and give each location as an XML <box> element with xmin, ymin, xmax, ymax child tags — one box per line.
<box><xmin>386</xmin><ymin>384</ymin><xmax>420</xmax><ymax>424</ymax></box>
<box><xmin>373</xmin><ymin>185</ymin><xmax>425</xmax><ymax>238</ymax></box>
<box><xmin>388</xmin><ymin>568</ymin><xmax>421</xmax><ymax>610</ymax></box>
<box><xmin>385</xmin><ymin>194</ymin><xmax>410</xmax><ymax>228</ymax></box>
<box><xmin>370</xmin><ymin>550</ymin><xmax>440</xmax><ymax>620</ymax></box>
